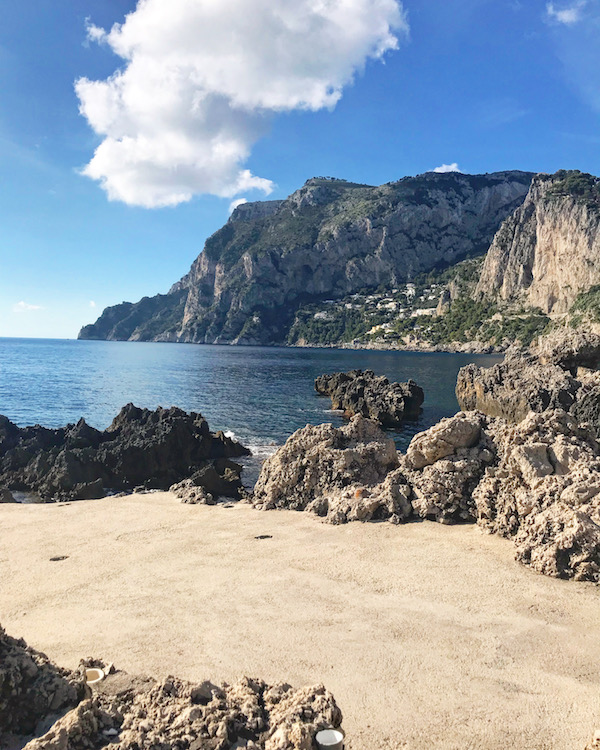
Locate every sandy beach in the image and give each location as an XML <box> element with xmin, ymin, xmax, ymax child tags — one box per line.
<box><xmin>1</xmin><ymin>493</ymin><xmax>599</xmax><ymax>750</ymax></box>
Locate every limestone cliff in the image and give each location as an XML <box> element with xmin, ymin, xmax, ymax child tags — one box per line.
<box><xmin>79</xmin><ymin>171</ymin><xmax>533</xmax><ymax>345</ymax></box>
<box><xmin>475</xmin><ymin>170</ymin><xmax>600</xmax><ymax>313</ymax></box>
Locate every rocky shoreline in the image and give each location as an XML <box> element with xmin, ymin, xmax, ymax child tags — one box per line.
<box><xmin>0</xmin><ymin>405</ymin><xmax>249</xmax><ymax>504</ymax></box>
<box><xmin>249</xmin><ymin>331</ymin><xmax>600</xmax><ymax>583</ymax></box>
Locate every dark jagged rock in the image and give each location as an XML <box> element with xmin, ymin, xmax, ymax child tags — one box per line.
<box><xmin>0</xmin><ymin>405</ymin><xmax>250</xmax><ymax>502</ymax></box>
<box><xmin>0</xmin><ymin>625</ymin><xmax>85</xmax><ymax>737</ymax></box>
<box><xmin>315</xmin><ymin>370</ymin><xmax>424</xmax><ymax>426</ymax></box>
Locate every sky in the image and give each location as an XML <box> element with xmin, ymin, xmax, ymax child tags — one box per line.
<box><xmin>1</xmin><ymin>0</ymin><xmax>599</xmax><ymax>338</ymax></box>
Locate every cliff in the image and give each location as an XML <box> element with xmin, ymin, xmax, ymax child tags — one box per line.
<box><xmin>79</xmin><ymin>171</ymin><xmax>533</xmax><ymax>345</ymax></box>
<box><xmin>475</xmin><ymin>170</ymin><xmax>600</xmax><ymax>313</ymax></box>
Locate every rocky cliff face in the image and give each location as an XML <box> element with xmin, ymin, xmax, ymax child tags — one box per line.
<box><xmin>475</xmin><ymin>171</ymin><xmax>600</xmax><ymax>313</ymax></box>
<box><xmin>79</xmin><ymin>171</ymin><xmax>533</xmax><ymax>345</ymax></box>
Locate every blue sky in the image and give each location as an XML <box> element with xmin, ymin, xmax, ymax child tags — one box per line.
<box><xmin>1</xmin><ymin>0</ymin><xmax>599</xmax><ymax>338</ymax></box>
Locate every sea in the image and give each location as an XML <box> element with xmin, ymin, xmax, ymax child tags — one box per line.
<box><xmin>0</xmin><ymin>337</ymin><xmax>501</xmax><ymax>448</ymax></box>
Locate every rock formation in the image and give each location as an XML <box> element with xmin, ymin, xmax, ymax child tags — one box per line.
<box><xmin>456</xmin><ymin>330</ymin><xmax>600</xmax><ymax>436</ymax></box>
<box><xmin>251</xmin><ymin>378</ymin><xmax>599</xmax><ymax>580</ymax></box>
<box><xmin>0</xmin><ymin>626</ymin><xmax>84</xmax><ymax>738</ymax></box>
<box><xmin>79</xmin><ymin>171</ymin><xmax>533</xmax><ymax>345</ymax></box>
<box><xmin>251</xmin><ymin>416</ymin><xmax>411</xmax><ymax>524</ymax></box>
<box><xmin>24</xmin><ymin>671</ymin><xmax>342</xmax><ymax>750</ymax></box>
<box><xmin>475</xmin><ymin>170</ymin><xmax>600</xmax><ymax>313</ymax></box>
<box><xmin>533</xmin><ymin>328</ymin><xmax>600</xmax><ymax>373</ymax></box>
<box><xmin>402</xmin><ymin>412</ymin><xmax>495</xmax><ymax>524</ymax></box>
<box><xmin>456</xmin><ymin>348</ymin><xmax>581</xmax><ymax>423</ymax></box>
<box><xmin>0</xmin><ymin>629</ymin><xmax>342</xmax><ymax>750</ymax></box>
<box><xmin>0</xmin><ymin>405</ymin><xmax>249</xmax><ymax>502</ymax></box>
<box><xmin>314</xmin><ymin>369</ymin><xmax>424</xmax><ymax>425</ymax></box>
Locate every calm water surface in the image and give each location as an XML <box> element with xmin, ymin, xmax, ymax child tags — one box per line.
<box><xmin>0</xmin><ymin>338</ymin><xmax>500</xmax><ymax>453</ymax></box>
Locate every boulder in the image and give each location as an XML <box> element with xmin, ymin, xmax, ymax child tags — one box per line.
<box><xmin>473</xmin><ymin>410</ymin><xmax>600</xmax><ymax>581</ymax></box>
<box><xmin>0</xmin><ymin>405</ymin><xmax>250</xmax><ymax>502</ymax></box>
<box><xmin>251</xmin><ymin>416</ymin><xmax>411</xmax><ymax>524</ymax></box>
<box><xmin>534</xmin><ymin>329</ymin><xmax>600</xmax><ymax>373</ymax></box>
<box><xmin>403</xmin><ymin>413</ymin><xmax>495</xmax><ymax>523</ymax></box>
<box><xmin>0</xmin><ymin>625</ymin><xmax>85</xmax><ymax>737</ymax></box>
<box><xmin>315</xmin><ymin>370</ymin><xmax>424</xmax><ymax>426</ymax></box>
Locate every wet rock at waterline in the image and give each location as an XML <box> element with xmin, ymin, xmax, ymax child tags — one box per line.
<box><xmin>0</xmin><ymin>405</ymin><xmax>250</xmax><ymax>503</ymax></box>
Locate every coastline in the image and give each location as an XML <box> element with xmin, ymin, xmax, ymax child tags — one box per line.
<box><xmin>1</xmin><ymin>493</ymin><xmax>599</xmax><ymax>750</ymax></box>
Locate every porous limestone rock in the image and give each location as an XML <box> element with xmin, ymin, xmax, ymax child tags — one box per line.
<box><xmin>473</xmin><ymin>410</ymin><xmax>600</xmax><ymax>581</ymax></box>
<box><xmin>403</xmin><ymin>412</ymin><xmax>495</xmax><ymax>523</ymax></box>
<box><xmin>0</xmin><ymin>625</ymin><xmax>84</xmax><ymax>737</ymax></box>
<box><xmin>251</xmin><ymin>416</ymin><xmax>410</xmax><ymax>523</ymax></box>
<box><xmin>24</xmin><ymin>671</ymin><xmax>342</xmax><ymax>750</ymax></box>
<box><xmin>0</xmin><ymin>405</ymin><xmax>249</xmax><ymax>502</ymax></box>
<box><xmin>314</xmin><ymin>370</ymin><xmax>424</xmax><ymax>425</ymax></box>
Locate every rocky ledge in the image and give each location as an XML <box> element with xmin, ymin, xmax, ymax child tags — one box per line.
<box><xmin>456</xmin><ymin>331</ymin><xmax>600</xmax><ymax>433</ymax></box>
<box><xmin>314</xmin><ymin>369</ymin><xmax>424</xmax><ymax>426</ymax></box>
<box><xmin>0</xmin><ymin>627</ymin><xmax>342</xmax><ymax>750</ymax></box>
<box><xmin>0</xmin><ymin>405</ymin><xmax>250</xmax><ymax>503</ymax></box>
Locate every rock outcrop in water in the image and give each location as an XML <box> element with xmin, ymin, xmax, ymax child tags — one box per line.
<box><xmin>79</xmin><ymin>171</ymin><xmax>533</xmax><ymax>345</ymax></box>
<box><xmin>0</xmin><ymin>405</ymin><xmax>249</xmax><ymax>502</ymax></box>
<box><xmin>456</xmin><ymin>349</ymin><xmax>581</xmax><ymax>423</ymax></box>
<box><xmin>0</xmin><ymin>626</ymin><xmax>84</xmax><ymax>737</ymax></box>
<box><xmin>456</xmin><ymin>331</ymin><xmax>600</xmax><ymax>435</ymax></box>
<box><xmin>252</xmin><ymin>416</ymin><xmax>411</xmax><ymax>524</ymax></box>
<box><xmin>314</xmin><ymin>370</ymin><xmax>424</xmax><ymax>425</ymax></box>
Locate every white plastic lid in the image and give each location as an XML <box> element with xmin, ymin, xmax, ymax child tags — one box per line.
<box><xmin>315</xmin><ymin>729</ymin><xmax>344</xmax><ymax>746</ymax></box>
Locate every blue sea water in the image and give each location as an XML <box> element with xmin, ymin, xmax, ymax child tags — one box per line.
<box><xmin>0</xmin><ymin>338</ymin><xmax>500</xmax><ymax>454</ymax></box>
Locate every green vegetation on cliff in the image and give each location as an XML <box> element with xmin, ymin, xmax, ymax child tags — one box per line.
<box><xmin>545</xmin><ymin>170</ymin><xmax>600</xmax><ymax>208</ymax></box>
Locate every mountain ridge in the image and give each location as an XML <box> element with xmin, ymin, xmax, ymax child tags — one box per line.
<box><xmin>79</xmin><ymin>170</ymin><xmax>533</xmax><ymax>345</ymax></box>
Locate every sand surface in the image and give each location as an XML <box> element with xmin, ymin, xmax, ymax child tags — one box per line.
<box><xmin>1</xmin><ymin>493</ymin><xmax>599</xmax><ymax>749</ymax></box>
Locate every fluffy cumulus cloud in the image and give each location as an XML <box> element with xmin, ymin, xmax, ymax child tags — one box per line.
<box><xmin>432</xmin><ymin>163</ymin><xmax>462</xmax><ymax>173</ymax></box>
<box><xmin>13</xmin><ymin>301</ymin><xmax>43</xmax><ymax>313</ymax></box>
<box><xmin>546</xmin><ymin>1</ymin><xmax>587</xmax><ymax>24</ymax></box>
<box><xmin>76</xmin><ymin>0</ymin><xmax>407</xmax><ymax>208</ymax></box>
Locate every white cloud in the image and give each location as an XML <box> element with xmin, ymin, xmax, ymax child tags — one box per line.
<box><xmin>13</xmin><ymin>301</ymin><xmax>43</xmax><ymax>313</ymax></box>
<box><xmin>546</xmin><ymin>1</ymin><xmax>587</xmax><ymax>25</ymax></box>
<box><xmin>89</xmin><ymin>300</ymin><xmax>97</xmax><ymax>308</ymax></box>
<box><xmin>432</xmin><ymin>163</ymin><xmax>462</xmax><ymax>173</ymax></box>
<box><xmin>76</xmin><ymin>0</ymin><xmax>407</xmax><ymax>208</ymax></box>
<box><xmin>229</xmin><ymin>198</ymin><xmax>248</xmax><ymax>214</ymax></box>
